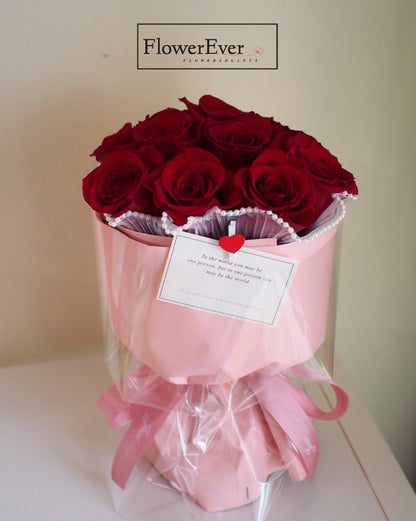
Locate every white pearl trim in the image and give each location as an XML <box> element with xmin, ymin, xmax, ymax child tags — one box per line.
<box><xmin>105</xmin><ymin>191</ymin><xmax>356</xmax><ymax>243</ymax></box>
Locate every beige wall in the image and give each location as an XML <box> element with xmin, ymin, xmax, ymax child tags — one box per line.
<box><xmin>1</xmin><ymin>1</ymin><xmax>415</xmax><ymax>486</ymax></box>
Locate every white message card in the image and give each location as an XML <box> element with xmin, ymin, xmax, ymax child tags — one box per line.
<box><xmin>157</xmin><ymin>232</ymin><xmax>298</xmax><ymax>327</ymax></box>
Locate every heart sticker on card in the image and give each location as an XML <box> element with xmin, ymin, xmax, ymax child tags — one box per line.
<box><xmin>219</xmin><ymin>234</ymin><xmax>245</xmax><ymax>254</ymax></box>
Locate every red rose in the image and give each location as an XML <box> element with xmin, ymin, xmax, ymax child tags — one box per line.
<box><xmin>286</xmin><ymin>131</ymin><xmax>321</xmax><ymax>153</ymax></box>
<box><xmin>266</xmin><ymin>121</ymin><xmax>299</xmax><ymax>152</ymax></box>
<box><xmin>82</xmin><ymin>149</ymin><xmax>161</xmax><ymax>216</ymax></box>
<box><xmin>146</xmin><ymin>148</ymin><xmax>225</xmax><ymax>225</ymax></box>
<box><xmin>205</xmin><ymin>115</ymin><xmax>274</xmax><ymax>169</ymax></box>
<box><xmin>91</xmin><ymin>123</ymin><xmax>138</xmax><ymax>162</ymax></box>
<box><xmin>180</xmin><ymin>94</ymin><xmax>252</xmax><ymax>122</ymax></box>
<box><xmin>287</xmin><ymin>132</ymin><xmax>358</xmax><ymax>195</ymax></box>
<box><xmin>234</xmin><ymin>150</ymin><xmax>318</xmax><ymax>231</ymax></box>
<box><xmin>217</xmin><ymin>169</ymin><xmax>244</xmax><ymax>210</ymax></box>
<box><xmin>301</xmin><ymin>147</ymin><xmax>358</xmax><ymax>195</ymax></box>
<box><xmin>132</xmin><ymin>108</ymin><xmax>202</xmax><ymax>160</ymax></box>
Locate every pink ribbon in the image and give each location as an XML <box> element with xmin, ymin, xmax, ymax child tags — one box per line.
<box><xmin>98</xmin><ymin>367</ymin><xmax>182</xmax><ymax>488</ymax></box>
<box><xmin>246</xmin><ymin>365</ymin><xmax>349</xmax><ymax>481</ymax></box>
<box><xmin>98</xmin><ymin>364</ymin><xmax>348</xmax><ymax>489</ymax></box>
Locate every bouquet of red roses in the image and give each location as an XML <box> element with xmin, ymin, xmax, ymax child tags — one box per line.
<box><xmin>83</xmin><ymin>95</ymin><xmax>356</xmax><ymax>520</ymax></box>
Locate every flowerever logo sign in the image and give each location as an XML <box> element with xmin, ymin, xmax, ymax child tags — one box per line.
<box><xmin>143</xmin><ymin>38</ymin><xmax>246</xmax><ymax>57</ymax></box>
<box><xmin>137</xmin><ymin>24</ymin><xmax>277</xmax><ymax>70</ymax></box>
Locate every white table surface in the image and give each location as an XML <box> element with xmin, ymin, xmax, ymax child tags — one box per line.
<box><xmin>0</xmin><ymin>355</ymin><xmax>415</xmax><ymax>521</ymax></box>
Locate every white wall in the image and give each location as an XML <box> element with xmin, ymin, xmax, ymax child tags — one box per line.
<box><xmin>1</xmin><ymin>0</ymin><xmax>415</xmax><ymax>487</ymax></box>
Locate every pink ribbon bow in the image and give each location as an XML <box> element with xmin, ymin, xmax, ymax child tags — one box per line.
<box><xmin>98</xmin><ymin>363</ymin><xmax>348</xmax><ymax>489</ymax></box>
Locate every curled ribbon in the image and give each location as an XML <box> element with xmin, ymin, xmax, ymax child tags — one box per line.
<box><xmin>245</xmin><ymin>365</ymin><xmax>349</xmax><ymax>482</ymax></box>
<box><xmin>98</xmin><ymin>364</ymin><xmax>348</xmax><ymax>489</ymax></box>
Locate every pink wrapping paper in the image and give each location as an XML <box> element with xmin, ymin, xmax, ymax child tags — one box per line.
<box><xmin>95</xmin><ymin>216</ymin><xmax>337</xmax><ymax>384</ymax></box>
<box><xmin>98</xmin><ymin>362</ymin><xmax>349</xmax><ymax>512</ymax></box>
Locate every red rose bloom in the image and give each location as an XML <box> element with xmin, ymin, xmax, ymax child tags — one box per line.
<box><xmin>181</xmin><ymin>94</ymin><xmax>253</xmax><ymax>122</ymax></box>
<box><xmin>147</xmin><ymin>148</ymin><xmax>225</xmax><ymax>225</ymax></box>
<box><xmin>205</xmin><ymin>115</ymin><xmax>274</xmax><ymax>169</ymax></box>
<box><xmin>286</xmin><ymin>132</ymin><xmax>358</xmax><ymax>195</ymax></box>
<box><xmin>299</xmin><ymin>147</ymin><xmax>358</xmax><ymax>195</ymax></box>
<box><xmin>217</xmin><ymin>169</ymin><xmax>244</xmax><ymax>210</ymax></box>
<box><xmin>286</xmin><ymin>131</ymin><xmax>321</xmax><ymax>153</ymax></box>
<box><xmin>199</xmin><ymin>94</ymin><xmax>251</xmax><ymax>121</ymax></box>
<box><xmin>82</xmin><ymin>149</ymin><xmax>161</xmax><ymax>216</ymax></box>
<box><xmin>91</xmin><ymin>123</ymin><xmax>138</xmax><ymax>162</ymax></box>
<box><xmin>266</xmin><ymin>121</ymin><xmax>300</xmax><ymax>152</ymax></box>
<box><xmin>132</xmin><ymin>108</ymin><xmax>201</xmax><ymax>160</ymax></box>
<box><xmin>235</xmin><ymin>150</ymin><xmax>318</xmax><ymax>231</ymax></box>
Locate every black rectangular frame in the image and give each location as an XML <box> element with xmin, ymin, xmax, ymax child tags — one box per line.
<box><xmin>137</xmin><ymin>23</ymin><xmax>278</xmax><ymax>70</ymax></box>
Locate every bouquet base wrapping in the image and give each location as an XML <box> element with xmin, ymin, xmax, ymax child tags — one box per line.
<box><xmin>144</xmin><ymin>384</ymin><xmax>295</xmax><ymax>512</ymax></box>
<box><xmin>98</xmin><ymin>360</ymin><xmax>348</xmax><ymax>514</ymax></box>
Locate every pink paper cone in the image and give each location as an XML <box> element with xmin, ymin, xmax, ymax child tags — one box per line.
<box><xmin>95</xmin><ymin>216</ymin><xmax>337</xmax><ymax>384</ymax></box>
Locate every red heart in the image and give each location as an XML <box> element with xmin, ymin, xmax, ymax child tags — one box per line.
<box><xmin>219</xmin><ymin>234</ymin><xmax>245</xmax><ymax>254</ymax></box>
